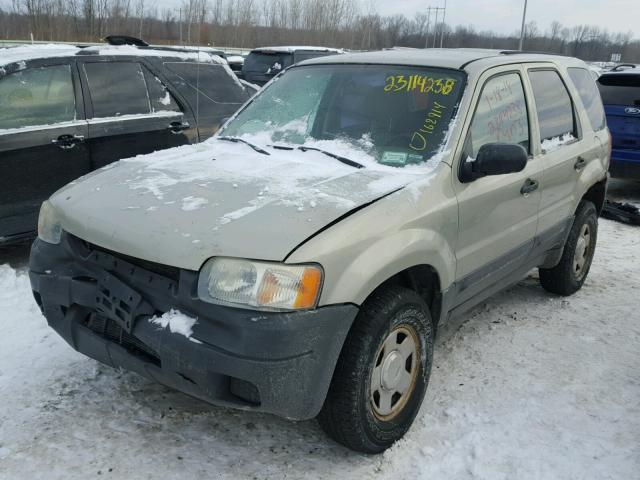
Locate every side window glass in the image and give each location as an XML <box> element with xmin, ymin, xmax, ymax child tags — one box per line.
<box><xmin>165</xmin><ymin>63</ymin><xmax>247</xmax><ymax>104</ymax></box>
<box><xmin>528</xmin><ymin>69</ymin><xmax>576</xmax><ymax>144</ymax></box>
<box><xmin>467</xmin><ymin>73</ymin><xmax>529</xmax><ymax>158</ymax></box>
<box><xmin>567</xmin><ymin>67</ymin><xmax>606</xmax><ymax>131</ymax></box>
<box><xmin>0</xmin><ymin>64</ymin><xmax>75</xmax><ymax>130</ymax></box>
<box><xmin>142</xmin><ymin>68</ymin><xmax>181</xmax><ymax>113</ymax></box>
<box><xmin>84</xmin><ymin>62</ymin><xmax>150</xmax><ymax>118</ymax></box>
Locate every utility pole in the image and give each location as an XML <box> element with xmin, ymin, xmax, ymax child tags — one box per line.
<box><xmin>425</xmin><ymin>7</ymin><xmax>431</xmax><ymax>49</ymax></box>
<box><xmin>424</xmin><ymin>5</ymin><xmax>445</xmax><ymax>49</ymax></box>
<box><xmin>439</xmin><ymin>0</ymin><xmax>447</xmax><ymax>48</ymax></box>
<box><xmin>518</xmin><ymin>0</ymin><xmax>528</xmax><ymax>51</ymax></box>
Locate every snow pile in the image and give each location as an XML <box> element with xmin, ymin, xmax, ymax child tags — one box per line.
<box><xmin>149</xmin><ymin>309</ymin><xmax>197</xmax><ymax>338</ymax></box>
<box><xmin>541</xmin><ymin>132</ymin><xmax>575</xmax><ymax>153</ymax></box>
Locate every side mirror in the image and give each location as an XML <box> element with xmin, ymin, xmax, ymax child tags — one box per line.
<box><xmin>461</xmin><ymin>143</ymin><xmax>528</xmax><ymax>183</ymax></box>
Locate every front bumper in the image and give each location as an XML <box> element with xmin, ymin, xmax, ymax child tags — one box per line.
<box><xmin>29</xmin><ymin>233</ymin><xmax>358</xmax><ymax>420</ymax></box>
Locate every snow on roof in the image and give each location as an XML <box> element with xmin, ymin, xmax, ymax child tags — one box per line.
<box><xmin>0</xmin><ymin>43</ymin><xmax>225</xmax><ymax>68</ymax></box>
<box><xmin>81</xmin><ymin>45</ymin><xmax>226</xmax><ymax>63</ymax></box>
<box><xmin>601</xmin><ymin>67</ymin><xmax>640</xmax><ymax>76</ymax></box>
<box><xmin>251</xmin><ymin>46</ymin><xmax>344</xmax><ymax>54</ymax></box>
<box><xmin>0</xmin><ymin>43</ymin><xmax>80</xmax><ymax>67</ymax></box>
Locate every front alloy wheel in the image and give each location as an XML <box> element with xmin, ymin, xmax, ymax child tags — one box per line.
<box><xmin>318</xmin><ymin>286</ymin><xmax>434</xmax><ymax>453</ymax></box>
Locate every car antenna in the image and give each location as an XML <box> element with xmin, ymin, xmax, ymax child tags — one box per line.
<box><xmin>196</xmin><ymin>39</ymin><xmax>201</xmax><ymax>139</ymax></box>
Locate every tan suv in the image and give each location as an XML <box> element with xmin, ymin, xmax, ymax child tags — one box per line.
<box><xmin>29</xmin><ymin>49</ymin><xmax>609</xmax><ymax>453</ymax></box>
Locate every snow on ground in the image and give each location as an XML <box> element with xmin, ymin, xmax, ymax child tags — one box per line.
<box><xmin>0</xmin><ymin>192</ymin><xmax>639</xmax><ymax>479</ymax></box>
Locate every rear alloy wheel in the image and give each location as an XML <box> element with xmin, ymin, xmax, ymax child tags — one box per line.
<box><xmin>318</xmin><ymin>286</ymin><xmax>434</xmax><ymax>453</ymax></box>
<box><xmin>539</xmin><ymin>200</ymin><xmax>598</xmax><ymax>295</ymax></box>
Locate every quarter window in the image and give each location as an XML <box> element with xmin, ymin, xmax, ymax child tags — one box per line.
<box><xmin>467</xmin><ymin>73</ymin><xmax>530</xmax><ymax>158</ymax></box>
<box><xmin>165</xmin><ymin>63</ymin><xmax>247</xmax><ymax>104</ymax></box>
<box><xmin>0</xmin><ymin>65</ymin><xmax>75</xmax><ymax>130</ymax></box>
<box><xmin>568</xmin><ymin>67</ymin><xmax>606</xmax><ymax>131</ymax></box>
<box><xmin>528</xmin><ymin>70</ymin><xmax>576</xmax><ymax>142</ymax></box>
<box><xmin>84</xmin><ymin>62</ymin><xmax>150</xmax><ymax>117</ymax></box>
<box><xmin>143</xmin><ymin>69</ymin><xmax>181</xmax><ymax>113</ymax></box>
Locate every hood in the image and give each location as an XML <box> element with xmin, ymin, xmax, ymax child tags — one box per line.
<box><xmin>50</xmin><ymin>139</ymin><xmax>423</xmax><ymax>270</ymax></box>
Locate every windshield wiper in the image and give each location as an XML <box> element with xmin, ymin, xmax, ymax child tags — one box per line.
<box><xmin>218</xmin><ymin>136</ymin><xmax>270</xmax><ymax>155</ymax></box>
<box><xmin>297</xmin><ymin>146</ymin><xmax>364</xmax><ymax>169</ymax></box>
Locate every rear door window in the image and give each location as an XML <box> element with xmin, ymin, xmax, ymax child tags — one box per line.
<box><xmin>597</xmin><ymin>73</ymin><xmax>640</xmax><ymax>106</ymax></box>
<box><xmin>165</xmin><ymin>63</ymin><xmax>246</xmax><ymax>104</ymax></box>
<box><xmin>528</xmin><ymin>69</ymin><xmax>576</xmax><ymax>142</ymax></box>
<box><xmin>467</xmin><ymin>73</ymin><xmax>530</xmax><ymax>157</ymax></box>
<box><xmin>84</xmin><ymin>62</ymin><xmax>150</xmax><ymax>117</ymax></box>
<box><xmin>0</xmin><ymin>64</ymin><xmax>75</xmax><ymax>130</ymax></box>
<box><xmin>568</xmin><ymin>67</ymin><xmax>606</xmax><ymax>131</ymax></box>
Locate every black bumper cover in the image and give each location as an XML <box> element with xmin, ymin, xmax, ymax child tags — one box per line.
<box><xmin>29</xmin><ymin>234</ymin><xmax>358</xmax><ymax>420</ymax></box>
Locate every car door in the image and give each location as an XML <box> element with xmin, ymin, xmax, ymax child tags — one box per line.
<box><xmin>79</xmin><ymin>58</ymin><xmax>193</xmax><ymax>169</ymax></box>
<box><xmin>163</xmin><ymin>62</ymin><xmax>250</xmax><ymax>140</ymax></box>
<box><xmin>524</xmin><ymin>65</ymin><xmax>600</xmax><ymax>242</ymax></box>
<box><xmin>452</xmin><ymin>66</ymin><xmax>543</xmax><ymax>308</ymax></box>
<box><xmin>0</xmin><ymin>58</ymin><xmax>89</xmax><ymax>238</ymax></box>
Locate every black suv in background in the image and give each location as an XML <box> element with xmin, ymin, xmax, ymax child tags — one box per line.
<box><xmin>242</xmin><ymin>46</ymin><xmax>343</xmax><ymax>86</ymax></box>
<box><xmin>0</xmin><ymin>43</ymin><xmax>252</xmax><ymax>243</ymax></box>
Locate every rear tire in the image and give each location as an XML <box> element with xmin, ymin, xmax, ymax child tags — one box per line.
<box><xmin>539</xmin><ymin>201</ymin><xmax>598</xmax><ymax>296</ymax></box>
<box><xmin>317</xmin><ymin>285</ymin><xmax>434</xmax><ymax>453</ymax></box>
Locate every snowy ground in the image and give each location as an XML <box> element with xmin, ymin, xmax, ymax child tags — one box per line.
<box><xmin>0</xmin><ymin>181</ymin><xmax>639</xmax><ymax>480</ymax></box>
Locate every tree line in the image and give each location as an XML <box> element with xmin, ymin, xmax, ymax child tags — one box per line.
<box><xmin>1</xmin><ymin>0</ymin><xmax>638</xmax><ymax>62</ymax></box>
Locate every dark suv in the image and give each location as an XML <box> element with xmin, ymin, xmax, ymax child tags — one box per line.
<box><xmin>597</xmin><ymin>65</ymin><xmax>640</xmax><ymax>179</ymax></box>
<box><xmin>242</xmin><ymin>46</ymin><xmax>343</xmax><ymax>86</ymax></box>
<box><xmin>0</xmin><ymin>43</ymin><xmax>252</xmax><ymax>243</ymax></box>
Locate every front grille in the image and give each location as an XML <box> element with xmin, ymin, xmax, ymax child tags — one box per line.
<box><xmin>74</xmin><ymin>235</ymin><xmax>181</xmax><ymax>282</ymax></box>
<box><xmin>84</xmin><ymin>313</ymin><xmax>161</xmax><ymax>367</ymax></box>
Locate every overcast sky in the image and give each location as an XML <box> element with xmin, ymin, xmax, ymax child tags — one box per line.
<box><xmin>372</xmin><ymin>0</ymin><xmax>638</xmax><ymax>36</ymax></box>
<box><xmin>2</xmin><ymin>0</ymin><xmax>637</xmax><ymax>38</ymax></box>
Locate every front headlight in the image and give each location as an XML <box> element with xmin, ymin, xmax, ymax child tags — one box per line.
<box><xmin>37</xmin><ymin>201</ymin><xmax>62</xmax><ymax>244</ymax></box>
<box><xmin>198</xmin><ymin>257</ymin><xmax>323</xmax><ymax>311</ymax></box>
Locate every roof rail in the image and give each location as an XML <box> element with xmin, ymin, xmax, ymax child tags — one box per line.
<box><xmin>104</xmin><ymin>35</ymin><xmax>149</xmax><ymax>47</ymax></box>
<box><xmin>499</xmin><ymin>50</ymin><xmax>566</xmax><ymax>56</ymax></box>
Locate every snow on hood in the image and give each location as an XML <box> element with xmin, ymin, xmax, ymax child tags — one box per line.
<box><xmin>49</xmin><ymin>137</ymin><xmax>438</xmax><ymax>270</ymax></box>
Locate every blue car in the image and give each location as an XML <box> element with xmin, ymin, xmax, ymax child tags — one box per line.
<box><xmin>597</xmin><ymin>67</ymin><xmax>640</xmax><ymax>179</ymax></box>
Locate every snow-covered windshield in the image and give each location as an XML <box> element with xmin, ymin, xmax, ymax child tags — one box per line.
<box><xmin>221</xmin><ymin>64</ymin><xmax>465</xmax><ymax>167</ymax></box>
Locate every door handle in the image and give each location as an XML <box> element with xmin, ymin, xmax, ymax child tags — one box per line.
<box><xmin>574</xmin><ymin>156</ymin><xmax>587</xmax><ymax>171</ymax></box>
<box><xmin>168</xmin><ymin>121</ymin><xmax>190</xmax><ymax>134</ymax></box>
<box><xmin>51</xmin><ymin>134</ymin><xmax>85</xmax><ymax>150</ymax></box>
<box><xmin>520</xmin><ymin>178</ymin><xmax>539</xmax><ymax>196</ymax></box>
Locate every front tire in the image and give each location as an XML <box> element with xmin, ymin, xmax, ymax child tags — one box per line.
<box><xmin>318</xmin><ymin>286</ymin><xmax>434</xmax><ymax>453</ymax></box>
<box><xmin>539</xmin><ymin>201</ymin><xmax>598</xmax><ymax>296</ymax></box>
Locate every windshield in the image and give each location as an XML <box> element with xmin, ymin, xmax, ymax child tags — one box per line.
<box><xmin>221</xmin><ymin>64</ymin><xmax>465</xmax><ymax>167</ymax></box>
<box><xmin>243</xmin><ymin>52</ymin><xmax>293</xmax><ymax>74</ymax></box>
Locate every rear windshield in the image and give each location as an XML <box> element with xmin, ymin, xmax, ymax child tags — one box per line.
<box><xmin>244</xmin><ymin>52</ymin><xmax>293</xmax><ymax>74</ymax></box>
<box><xmin>597</xmin><ymin>73</ymin><xmax>640</xmax><ymax>106</ymax></box>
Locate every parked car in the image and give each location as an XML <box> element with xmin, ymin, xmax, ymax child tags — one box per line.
<box><xmin>597</xmin><ymin>66</ymin><xmax>640</xmax><ymax>179</ymax></box>
<box><xmin>242</xmin><ymin>46</ymin><xmax>343</xmax><ymax>85</ymax></box>
<box><xmin>0</xmin><ymin>42</ymin><xmax>253</xmax><ymax>243</ymax></box>
<box><xmin>226</xmin><ymin>54</ymin><xmax>245</xmax><ymax>78</ymax></box>
<box><xmin>30</xmin><ymin>49</ymin><xmax>610</xmax><ymax>453</ymax></box>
